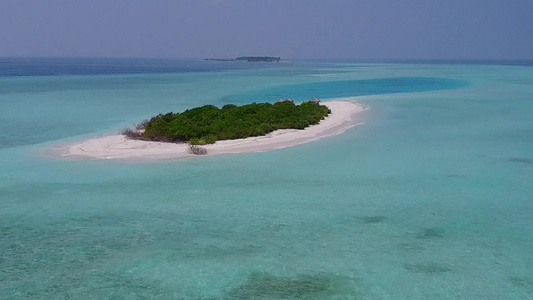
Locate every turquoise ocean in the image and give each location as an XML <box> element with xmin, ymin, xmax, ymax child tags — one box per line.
<box><xmin>1</xmin><ymin>58</ymin><xmax>532</xmax><ymax>299</ymax></box>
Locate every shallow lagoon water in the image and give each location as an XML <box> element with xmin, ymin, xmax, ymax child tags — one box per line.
<box><xmin>0</xmin><ymin>60</ymin><xmax>532</xmax><ymax>299</ymax></box>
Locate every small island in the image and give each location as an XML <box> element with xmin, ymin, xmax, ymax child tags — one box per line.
<box><xmin>49</xmin><ymin>99</ymin><xmax>366</xmax><ymax>161</ymax></box>
<box><xmin>235</xmin><ymin>56</ymin><xmax>281</xmax><ymax>62</ymax></box>
<box><xmin>205</xmin><ymin>56</ymin><xmax>281</xmax><ymax>62</ymax></box>
<box><xmin>124</xmin><ymin>100</ymin><xmax>330</xmax><ymax>146</ymax></box>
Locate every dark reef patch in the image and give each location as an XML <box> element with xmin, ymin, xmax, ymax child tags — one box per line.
<box><xmin>508</xmin><ymin>157</ymin><xmax>533</xmax><ymax>164</ymax></box>
<box><xmin>360</xmin><ymin>216</ymin><xmax>386</xmax><ymax>224</ymax></box>
<box><xmin>404</xmin><ymin>263</ymin><xmax>452</xmax><ymax>274</ymax></box>
<box><xmin>226</xmin><ymin>272</ymin><xmax>359</xmax><ymax>299</ymax></box>
<box><xmin>416</xmin><ymin>228</ymin><xmax>445</xmax><ymax>239</ymax></box>
<box><xmin>509</xmin><ymin>276</ymin><xmax>533</xmax><ymax>288</ymax></box>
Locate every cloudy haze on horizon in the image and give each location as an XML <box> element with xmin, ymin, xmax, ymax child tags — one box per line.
<box><xmin>0</xmin><ymin>0</ymin><xmax>532</xmax><ymax>60</ymax></box>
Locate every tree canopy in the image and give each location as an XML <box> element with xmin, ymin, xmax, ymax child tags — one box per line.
<box><xmin>140</xmin><ymin>101</ymin><xmax>330</xmax><ymax>145</ymax></box>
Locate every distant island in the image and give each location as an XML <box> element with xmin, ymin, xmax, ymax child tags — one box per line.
<box><xmin>205</xmin><ymin>56</ymin><xmax>281</xmax><ymax>62</ymax></box>
<box><xmin>123</xmin><ymin>99</ymin><xmax>329</xmax><ymax>146</ymax></box>
<box><xmin>235</xmin><ymin>56</ymin><xmax>281</xmax><ymax>62</ymax></box>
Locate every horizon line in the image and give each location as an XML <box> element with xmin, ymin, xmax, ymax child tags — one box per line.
<box><xmin>1</xmin><ymin>56</ymin><xmax>533</xmax><ymax>62</ymax></box>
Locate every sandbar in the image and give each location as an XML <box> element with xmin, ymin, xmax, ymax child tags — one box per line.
<box><xmin>46</xmin><ymin>99</ymin><xmax>368</xmax><ymax>162</ymax></box>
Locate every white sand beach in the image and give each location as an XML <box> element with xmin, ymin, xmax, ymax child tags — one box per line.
<box><xmin>47</xmin><ymin>99</ymin><xmax>368</xmax><ymax>161</ymax></box>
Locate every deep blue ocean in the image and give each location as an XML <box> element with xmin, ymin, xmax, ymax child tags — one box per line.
<box><xmin>0</xmin><ymin>58</ymin><xmax>532</xmax><ymax>299</ymax></box>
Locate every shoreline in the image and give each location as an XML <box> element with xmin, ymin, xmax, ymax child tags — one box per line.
<box><xmin>46</xmin><ymin>99</ymin><xmax>368</xmax><ymax>162</ymax></box>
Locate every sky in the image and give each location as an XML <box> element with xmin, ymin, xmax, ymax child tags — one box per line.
<box><xmin>0</xmin><ymin>0</ymin><xmax>532</xmax><ymax>60</ymax></box>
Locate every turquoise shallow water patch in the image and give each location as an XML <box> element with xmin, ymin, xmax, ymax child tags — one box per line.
<box><xmin>222</xmin><ymin>77</ymin><xmax>468</xmax><ymax>103</ymax></box>
<box><xmin>0</xmin><ymin>60</ymin><xmax>532</xmax><ymax>299</ymax></box>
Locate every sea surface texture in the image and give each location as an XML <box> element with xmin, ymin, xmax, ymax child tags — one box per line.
<box><xmin>0</xmin><ymin>58</ymin><xmax>532</xmax><ymax>299</ymax></box>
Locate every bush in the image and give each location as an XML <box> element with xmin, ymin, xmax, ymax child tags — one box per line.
<box><xmin>188</xmin><ymin>144</ymin><xmax>208</xmax><ymax>155</ymax></box>
<box><xmin>204</xmin><ymin>134</ymin><xmax>217</xmax><ymax>144</ymax></box>
<box><xmin>189</xmin><ymin>138</ymin><xmax>205</xmax><ymax>145</ymax></box>
<box><xmin>135</xmin><ymin>119</ymin><xmax>150</xmax><ymax>130</ymax></box>
<box><xmin>140</xmin><ymin>101</ymin><xmax>330</xmax><ymax>144</ymax></box>
<box><xmin>121</xmin><ymin>128</ymin><xmax>142</xmax><ymax>140</ymax></box>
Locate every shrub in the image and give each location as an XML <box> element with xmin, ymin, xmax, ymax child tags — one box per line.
<box><xmin>188</xmin><ymin>144</ymin><xmax>208</xmax><ymax>155</ymax></box>
<box><xmin>204</xmin><ymin>134</ymin><xmax>217</xmax><ymax>144</ymax></box>
<box><xmin>189</xmin><ymin>138</ymin><xmax>206</xmax><ymax>145</ymax></box>
<box><xmin>140</xmin><ymin>101</ymin><xmax>330</xmax><ymax>144</ymax></box>
<box><xmin>121</xmin><ymin>128</ymin><xmax>142</xmax><ymax>140</ymax></box>
<box><xmin>135</xmin><ymin>119</ymin><xmax>150</xmax><ymax>130</ymax></box>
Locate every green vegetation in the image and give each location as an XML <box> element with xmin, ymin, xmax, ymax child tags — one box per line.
<box><xmin>139</xmin><ymin>101</ymin><xmax>330</xmax><ymax>145</ymax></box>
